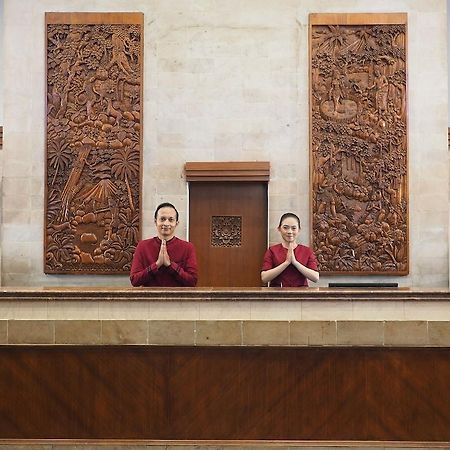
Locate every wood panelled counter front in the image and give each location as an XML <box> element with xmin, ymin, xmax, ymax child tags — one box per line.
<box><xmin>0</xmin><ymin>346</ymin><xmax>449</xmax><ymax>441</ymax></box>
<box><xmin>0</xmin><ymin>288</ymin><xmax>449</xmax><ymax>443</ymax></box>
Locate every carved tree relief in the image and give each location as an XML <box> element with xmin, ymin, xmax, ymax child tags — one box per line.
<box><xmin>310</xmin><ymin>14</ymin><xmax>408</xmax><ymax>275</ymax></box>
<box><xmin>45</xmin><ymin>13</ymin><xmax>143</xmax><ymax>274</ymax></box>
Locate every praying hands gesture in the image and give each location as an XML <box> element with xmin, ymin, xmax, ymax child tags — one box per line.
<box><xmin>261</xmin><ymin>213</ymin><xmax>320</xmax><ymax>286</ymax></box>
<box><xmin>287</xmin><ymin>241</ymin><xmax>319</xmax><ymax>283</ymax></box>
<box><xmin>156</xmin><ymin>239</ymin><xmax>171</xmax><ymax>268</ymax></box>
<box><xmin>261</xmin><ymin>242</ymin><xmax>296</xmax><ymax>284</ymax></box>
<box><xmin>261</xmin><ymin>240</ymin><xmax>319</xmax><ymax>285</ymax></box>
<box><xmin>286</xmin><ymin>241</ymin><xmax>297</xmax><ymax>264</ymax></box>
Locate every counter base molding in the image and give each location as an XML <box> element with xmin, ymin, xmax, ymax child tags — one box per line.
<box><xmin>0</xmin><ymin>346</ymin><xmax>449</xmax><ymax>442</ymax></box>
<box><xmin>0</xmin><ymin>441</ymin><xmax>449</xmax><ymax>449</ymax></box>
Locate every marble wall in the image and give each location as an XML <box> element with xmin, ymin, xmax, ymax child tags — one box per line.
<box><xmin>1</xmin><ymin>0</ymin><xmax>448</xmax><ymax>287</ymax></box>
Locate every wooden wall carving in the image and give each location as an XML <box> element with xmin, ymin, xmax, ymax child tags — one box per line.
<box><xmin>45</xmin><ymin>13</ymin><xmax>143</xmax><ymax>274</ymax></box>
<box><xmin>211</xmin><ymin>216</ymin><xmax>242</xmax><ymax>247</ymax></box>
<box><xmin>310</xmin><ymin>14</ymin><xmax>408</xmax><ymax>275</ymax></box>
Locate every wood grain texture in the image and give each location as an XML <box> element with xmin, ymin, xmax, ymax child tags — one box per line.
<box><xmin>185</xmin><ymin>161</ymin><xmax>270</xmax><ymax>182</ymax></box>
<box><xmin>46</xmin><ymin>12</ymin><xmax>144</xmax><ymax>24</ymax></box>
<box><xmin>189</xmin><ymin>182</ymin><xmax>268</xmax><ymax>287</ymax></box>
<box><xmin>0</xmin><ymin>346</ymin><xmax>449</xmax><ymax>441</ymax></box>
<box><xmin>309</xmin><ymin>13</ymin><xmax>408</xmax><ymax>25</ymax></box>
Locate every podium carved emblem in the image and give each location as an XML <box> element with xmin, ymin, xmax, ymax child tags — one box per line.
<box><xmin>211</xmin><ymin>216</ymin><xmax>242</xmax><ymax>247</ymax></box>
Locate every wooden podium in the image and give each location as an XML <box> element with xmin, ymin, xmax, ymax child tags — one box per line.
<box><xmin>185</xmin><ymin>162</ymin><xmax>270</xmax><ymax>287</ymax></box>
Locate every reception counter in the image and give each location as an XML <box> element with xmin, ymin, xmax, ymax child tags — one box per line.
<box><xmin>0</xmin><ymin>287</ymin><xmax>449</xmax><ymax>447</ymax></box>
<box><xmin>0</xmin><ymin>287</ymin><xmax>449</xmax><ymax>346</ymax></box>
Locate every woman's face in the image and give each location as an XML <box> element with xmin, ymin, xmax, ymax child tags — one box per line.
<box><xmin>278</xmin><ymin>216</ymin><xmax>300</xmax><ymax>244</ymax></box>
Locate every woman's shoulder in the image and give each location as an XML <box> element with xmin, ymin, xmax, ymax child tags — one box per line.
<box><xmin>297</xmin><ymin>244</ymin><xmax>314</xmax><ymax>254</ymax></box>
<box><xmin>267</xmin><ymin>243</ymin><xmax>283</xmax><ymax>253</ymax></box>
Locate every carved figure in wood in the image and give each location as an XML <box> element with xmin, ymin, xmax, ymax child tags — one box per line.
<box><xmin>310</xmin><ymin>23</ymin><xmax>408</xmax><ymax>274</ymax></box>
<box><xmin>45</xmin><ymin>21</ymin><xmax>142</xmax><ymax>273</ymax></box>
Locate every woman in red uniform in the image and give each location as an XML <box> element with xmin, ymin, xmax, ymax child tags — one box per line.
<box><xmin>261</xmin><ymin>213</ymin><xmax>319</xmax><ymax>287</ymax></box>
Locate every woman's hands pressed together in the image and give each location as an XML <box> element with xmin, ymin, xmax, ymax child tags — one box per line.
<box><xmin>286</xmin><ymin>241</ymin><xmax>297</xmax><ymax>264</ymax></box>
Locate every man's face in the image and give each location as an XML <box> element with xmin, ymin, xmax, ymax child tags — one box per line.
<box><xmin>155</xmin><ymin>207</ymin><xmax>178</xmax><ymax>240</ymax></box>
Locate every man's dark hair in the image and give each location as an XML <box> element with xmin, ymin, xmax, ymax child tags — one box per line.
<box><xmin>278</xmin><ymin>212</ymin><xmax>301</xmax><ymax>228</ymax></box>
<box><xmin>154</xmin><ymin>202</ymin><xmax>179</xmax><ymax>221</ymax></box>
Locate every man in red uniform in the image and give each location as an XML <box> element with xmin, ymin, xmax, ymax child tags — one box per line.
<box><xmin>130</xmin><ymin>203</ymin><xmax>198</xmax><ymax>287</ymax></box>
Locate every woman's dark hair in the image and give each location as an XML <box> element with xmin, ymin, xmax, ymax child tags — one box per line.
<box><xmin>154</xmin><ymin>202</ymin><xmax>179</xmax><ymax>221</ymax></box>
<box><xmin>278</xmin><ymin>212</ymin><xmax>301</xmax><ymax>228</ymax></box>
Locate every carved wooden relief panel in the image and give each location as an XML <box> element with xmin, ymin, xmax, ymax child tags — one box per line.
<box><xmin>45</xmin><ymin>13</ymin><xmax>143</xmax><ymax>274</ymax></box>
<box><xmin>310</xmin><ymin>14</ymin><xmax>408</xmax><ymax>275</ymax></box>
<box><xmin>211</xmin><ymin>216</ymin><xmax>242</xmax><ymax>247</ymax></box>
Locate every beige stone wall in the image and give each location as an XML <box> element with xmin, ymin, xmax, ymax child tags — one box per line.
<box><xmin>0</xmin><ymin>318</ymin><xmax>449</xmax><ymax>346</ymax></box>
<box><xmin>0</xmin><ymin>149</ymin><xmax>3</xmax><ymax>286</ymax></box>
<box><xmin>2</xmin><ymin>0</ymin><xmax>448</xmax><ymax>287</ymax></box>
<box><xmin>4</xmin><ymin>299</ymin><xmax>450</xmax><ymax>321</ymax></box>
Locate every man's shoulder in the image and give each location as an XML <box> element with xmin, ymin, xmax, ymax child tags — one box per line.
<box><xmin>173</xmin><ymin>237</ymin><xmax>195</xmax><ymax>249</ymax></box>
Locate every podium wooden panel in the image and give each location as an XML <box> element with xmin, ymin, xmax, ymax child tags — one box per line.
<box><xmin>186</xmin><ymin>162</ymin><xmax>269</xmax><ymax>287</ymax></box>
<box><xmin>0</xmin><ymin>346</ymin><xmax>449</xmax><ymax>441</ymax></box>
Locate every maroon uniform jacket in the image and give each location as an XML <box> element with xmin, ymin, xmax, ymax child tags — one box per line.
<box><xmin>130</xmin><ymin>237</ymin><xmax>198</xmax><ymax>287</ymax></box>
<box><xmin>261</xmin><ymin>243</ymin><xmax>318</xmax><ymax>287</ymax></box>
